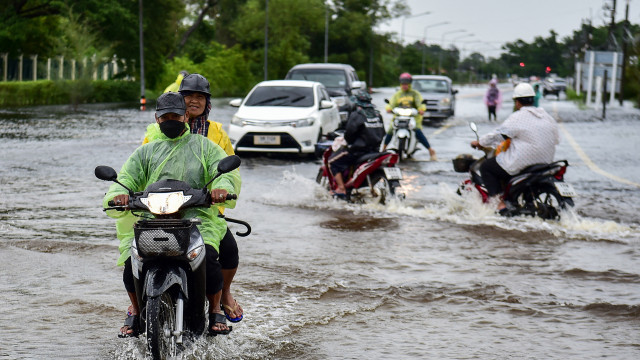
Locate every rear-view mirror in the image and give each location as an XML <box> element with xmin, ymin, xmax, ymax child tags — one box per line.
<box><xmin>217</xmin><ymin>155</ymin><xmax>241</xmax><ymax>174</ymax></box>
<box><xmin>229</xmin><ymin>98</ymin><xmax>242</xmax><ymax>107</ymax></box>
<box><xmin>95</xmin><ymin>166</ymin><xmax>118</xmax><ymax>181</ymax></box>
<box><xmin>320</xmin><ymin>100</ymin><xmax>334</xmax><ymax>109</ymax></box>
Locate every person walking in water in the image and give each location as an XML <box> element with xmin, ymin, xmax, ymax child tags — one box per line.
<box><xmin>484</xmin><ymin>79</ymin><xmax>502</xmax><ymax>122</ymax></box>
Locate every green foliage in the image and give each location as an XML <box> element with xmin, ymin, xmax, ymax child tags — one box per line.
<box><xmin>0</xmin><ymin>80</ymin><xmax>139</xmax><ymax>107</ymax></box>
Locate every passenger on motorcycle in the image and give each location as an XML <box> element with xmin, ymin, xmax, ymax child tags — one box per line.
<box><xmin>105</xmin><ymin>92</ymin><xmax>241</xmax><ymax>336</ymax></box>
<box><xmin>470</xmin><ymin>82</ymin><xmax>559</xmax><ymax>215</ymax></box>
<box><xmin>328</xmin><ymin>92</ymin><xmax>385</xmax><ymax>198</ymax></box>
<box><xmin>382</xmin><ymin>72</ymin><xmax>437</xmax><ymax>161</ymax></box>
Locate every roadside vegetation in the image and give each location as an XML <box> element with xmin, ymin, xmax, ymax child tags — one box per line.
<box><xmin>2</xmin><ymin>0</ymin><xmax>640</xmax><ymax>106</ymax></box>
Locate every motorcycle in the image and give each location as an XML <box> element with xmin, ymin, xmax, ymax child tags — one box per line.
<box><xmin>453</xmin><ymin>122</ymin><xmax>576</xmax><ymax>220</ymax></box>
<box><xmin>384</xmin><ymin>99</ymin><xmax>425</xmax><ymax>161</ymax></box>
<box><xmin>95</xmin><ymin>155</ymin><xmax>245</xmax><ymax>360</ymax></box>
<box><xmin>315</xmin><ymin>136</ymin><xmax>404</xmax><ymax>204</ymax></box>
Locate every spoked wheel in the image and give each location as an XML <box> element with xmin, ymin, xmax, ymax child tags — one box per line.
<box><xmin>516</xmin><ymin>185</ymin><xmax>570</xmax><ymax>220</ymax></box>
<box><xmin>147</xmin><ymin>292</ymin><xmax>177</xmax><ymax>360</ymax></box>
<box><xmin>352</xmin><ymin>170</ymin><xmax>398</xmax><ymax>205</ymax></box>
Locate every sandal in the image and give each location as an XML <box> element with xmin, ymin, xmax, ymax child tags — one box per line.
<box><xmin>221</xmin><ymin>300</ymin><xmax>243</xmax><ymax>323</ymax></box>
<box><xmin>208</xmin><ymin>312</ymin><xmax>232</xmax><ymax>336</ymax></box>
<box><xmin>118</xmin><ymin>313</ymin><xmax>140</xmax><ymax>338</ymax></box>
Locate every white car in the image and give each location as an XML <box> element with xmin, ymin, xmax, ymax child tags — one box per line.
<box><xmin>228</xmin><ymin>80</ymin><xmax>340</xmax><ymax>154</ymax></box>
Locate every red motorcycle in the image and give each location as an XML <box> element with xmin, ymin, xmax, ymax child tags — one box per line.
<box><xmin>315</xmin><ymin>141</ymin><xmax>404</xmax><ymax>204</ymax></box>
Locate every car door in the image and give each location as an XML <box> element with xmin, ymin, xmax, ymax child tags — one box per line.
<box><xmin>317</xmin><ymin>85</ymin><xmax>339</xmax><ymax>132</ymax></box>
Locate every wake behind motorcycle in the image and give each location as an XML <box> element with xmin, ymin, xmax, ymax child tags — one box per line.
<box><xmin>96</xmin><ymin>156</ymin><xmax>244</xmax><ymax>360</ymax></box>
<box><xmin>453</xmin><ymin>122</ymin><xmax>576</xmax><ymax>220</ymax></box>
<box><xmin>315</xmin><ymin>138</ymin><xmax>404</xmax><ymax>204</ymax></box>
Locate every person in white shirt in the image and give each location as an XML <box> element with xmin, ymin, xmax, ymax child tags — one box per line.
<box><xmin>470</xmin><ymin>83</ymin><xmax>559</xmax><ymax>215</ymax></box>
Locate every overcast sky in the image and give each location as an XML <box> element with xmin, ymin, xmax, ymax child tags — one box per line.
<box><xmin>375</xmin><ymin>0</ymin><xmax>640</xmax><ymax>59</ymax></box>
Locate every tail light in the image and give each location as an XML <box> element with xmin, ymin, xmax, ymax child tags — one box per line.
<box><xmin>554</xmin><ymin>166</ymin><xmax>566</xmax><ymax>180</ymax></box>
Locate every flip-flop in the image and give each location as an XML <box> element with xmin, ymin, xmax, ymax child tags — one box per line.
<box><xmin>221</xmin><ymin>300</ymin><xmax>244</xmax><ymax>323</ymax></box>
<box><xmin>118</xmin><ymin>313</ymin><xmax>140</xmax><ymax>338</ymax></box>
<box><xmin>208</xmin><ymin>312</ymin><xmax>232</xmax><ymax>336</ymax></box>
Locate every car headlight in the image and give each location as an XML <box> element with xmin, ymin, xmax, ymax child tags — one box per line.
<box><xmin>231</xmin><ymin>115</ymin><xmax>245</xmax><ymax>126</ymax></box>
<box><xmin>440</xmin><ymin>98</ymin><xmax>451</xmax><ymax>106</ymax></box>
<box><xmin>290</xmin><ymin>117</ymin><xmax>315</xmax><ymax>127</ymax></box>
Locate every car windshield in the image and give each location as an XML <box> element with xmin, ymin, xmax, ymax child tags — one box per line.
<box><xmin>412</xmin><ymin>79</ymin><xmax>450</xmax><ymax>94</ymax></box>
<box><xmin>244</xmin><ymin>86</ymin><xmax>314</xmax><ymax>107</ymax></box>
<box><xmin>288</xmin><ymin>69</ymin><xmax>347</xmax><ymax>89</ymax></box>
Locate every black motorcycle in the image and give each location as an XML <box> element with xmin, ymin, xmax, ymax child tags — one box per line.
<box><xmin>453</xmin><ymin>122</ymin><xmax>576</xmax><ymax>220</ymax></box>
<box><xmin>96</xmin><ymin>155</ymin><xmax>244</xmax><ymax>359</ymax></box>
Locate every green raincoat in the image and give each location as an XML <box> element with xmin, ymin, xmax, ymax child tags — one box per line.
<box><xmin>103</xmin><ymin>125</ymin><xmax>241</xmax><ymax>266</ymax></box>
<box><xmin>384</xmin><ymin>87</ymin><xmax>427</xmax><ymax>131</ymax></box>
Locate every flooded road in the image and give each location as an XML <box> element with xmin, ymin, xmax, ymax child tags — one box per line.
<box><xmin>0</xmin><ymin>87</ymin><xmax>639</xmax><ymax>359</ymax></box>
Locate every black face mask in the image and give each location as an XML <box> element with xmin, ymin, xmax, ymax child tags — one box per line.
<box><xmin>159</xmin><ymin>120</ymin><xmax>185</xmax><ymax>139</ymax></box>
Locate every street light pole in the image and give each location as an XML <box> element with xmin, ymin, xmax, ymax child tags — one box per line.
<box><xmin>264</xmin><ymin>0</ymin><xmax>268</xmax><ymax>81</ymax></box>
<box><xmin>438</xmin><ymin>29</ymin><xmax>465</xmax><ymax>74</ymax></box>
<box><xmin>324</xmin><ymin>4</ymin><xmax>329</xmax><ymax>63</ymax></box>
<box><xmin>421</xmin><ymin>21</ymin><xmax>449</xmax><ymax>74</ymax></box>
<box><xmin>452</xmin><ymin>33</ymin><xmax>474</xmax><ymax>60</ymax></box>
<box><xmin>138</xmin><ymin>0</ymin><xmax>145</xmax><ymax>109</ymax></box>
<box><xmin>401</xmin><ymin>11</ymin><xmax>431</xmax><ymax>45</ymax></box>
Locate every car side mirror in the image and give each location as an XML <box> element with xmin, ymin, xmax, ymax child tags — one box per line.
<box><xmin>351</xmin><ymin>81</ymin><xmax>364</xmax><ymax>90</ymax></box>
<box><xmin>229</xmin><ymin>98</ymin><xmax>242</xmax><ymax>107</ymax></box>
<box><xmin>452</xmin><ymin>89</ymin><xmax>459</xmax><ymax>95</ymax></box>
<box><xmin>320</xmin><ymin>100</ymin><xmax>334</xmax><ymax>109</ymax></box>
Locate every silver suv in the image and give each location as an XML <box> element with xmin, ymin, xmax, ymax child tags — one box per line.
<box><xmin>285</xmin><ymin>63</ymin><xmax>367</xmax><ymax>127</ymax></box>
<box><xmin>412</xmin><ymin>75</ymin><xmax>457</xmax><ymax>124</ymax></box>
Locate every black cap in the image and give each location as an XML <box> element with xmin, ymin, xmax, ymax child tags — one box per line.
<box><xmin>179</xmin><ymin>73</ymin><xmax>211</xmax><ymax>95</ymax></box>
<box><xmin>156</xmin><ymin>92</ymin><xmax>186</xmax><ymax>117</ymax></box>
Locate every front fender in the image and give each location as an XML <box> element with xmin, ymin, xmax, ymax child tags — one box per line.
<box><xmin>397</xmin><ymin>129</ymin><xmax>410</xmax><ymax>138</ymax></box>
<box><xmin>143</xmin><ymin>265</ymin><xmax>188</xmax><ymax>300</ymax></box>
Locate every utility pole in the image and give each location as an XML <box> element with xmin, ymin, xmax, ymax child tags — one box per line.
<box><xmin>264</xmin><ymin>0</ymin><xmax>269</xmax><ymax>81</ymax></box>
<box><xmin>607</xmin><ymin>0</ymin><xmax>618</xmax><ymax>50</ymax></box>
<box><xmin>324</xmin><ymin>4</ymin><xmax>329</xmax><ymax>63</ymax></box>
<box><xmin>619</xmin><ymin>0</ymin><xmax>629</xmax><ymax>105</ymax></box>
<box><xmin>138</xmin><ymin>0</ymin><xmax>145</xmax><ymax>110</ymax></box>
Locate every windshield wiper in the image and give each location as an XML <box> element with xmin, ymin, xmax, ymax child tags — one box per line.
<box><xmin>289</xmin><ymin>96</ymin><xmax>307</xmax><ymax>104</ymax></box>
<box><xmin>251</xmin><ymin>96</ymin><xmax>289</xmax><ymax>106</ymax></box>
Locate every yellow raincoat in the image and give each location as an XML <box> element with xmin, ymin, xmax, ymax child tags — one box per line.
<box><xmin>384</xmin><ymin>87</ymin><xmax>427</xmax><ymax>131</ymax></box>
<box><xmin>104</xmin><ymin>125</ymin><xmax>241</xmax><ymax>266</ymax></box>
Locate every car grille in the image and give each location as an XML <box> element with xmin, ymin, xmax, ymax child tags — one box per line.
<box><xmin>237</xmin><ymin>132</ymin><xmax>301</xmax><ymax>150</ymax></box>
<box><xmin>425</xmin><ymin>100</ymin><xmax>439</xmax><ymax>109</ymax></box>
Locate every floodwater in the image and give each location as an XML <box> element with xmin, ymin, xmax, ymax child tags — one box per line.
<box><xmin>0</xmin><ymin>86</ymin><xmax>639</xmax><ymax>359</ymax></box>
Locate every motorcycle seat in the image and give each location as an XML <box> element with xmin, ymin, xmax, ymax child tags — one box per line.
<box><xmin>355</xmin><ymin>152</ymin><xmax>384</xmax><ymax>164</ymax></box>
<box><xmin>518</xmin><ymin>160</ymin><xmax>568</xmax><ymax>175</ymax></box>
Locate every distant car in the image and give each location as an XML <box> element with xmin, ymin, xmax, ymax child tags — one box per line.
<box><xmin>285</xmin><ymin>63</ymin><xmax>366</xmax><ymax>127</ymax></box>
<box><xmin>228</xmin><ymin>80</ymin><xmax>340</xmax><ymax>154</ymax></box>
<box><xmin>543</xmin><ymin>78</ymin><xmax>567</xmax><ymax>98</ymax></box>
<box><xmin>411</xmin><ymin>75</ymin><xmax>458</xmax><ymax>123</ymax></box>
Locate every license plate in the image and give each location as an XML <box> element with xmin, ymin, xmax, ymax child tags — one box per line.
<box><xmin>554</xmin><ymin>182</ymin><xmax>576</xmax><ymax>197</ymax></box>
<box><xmin>383</xmin><ymin>167</ymin><xmax>403</xmax><ymax>180</ymax></box>
<box><xmin>254</xmin><ymin>135</ymin><xmax>280</xmax><ymax>145</ymax></box>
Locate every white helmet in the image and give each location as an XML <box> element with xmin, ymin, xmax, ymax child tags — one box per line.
<box><xmin>512</xmin><ymin>83</ymin><xmax>535</xmax><ymax>99</ymax></box>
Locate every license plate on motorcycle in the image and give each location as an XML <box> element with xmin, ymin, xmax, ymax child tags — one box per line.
<box><xmin>383</xmin><ymin>167</ymin><xmax>403</xmax><ymax>180</ymax></box>
<box><xmin>554</xmin><ymin>182</ymin><xmax>577</xmax><ymax>197</ymax></box>
<box><xmin>254</xmin><ymin>135</ymin><xmax>280</xmax><ymax>145</ymax></box>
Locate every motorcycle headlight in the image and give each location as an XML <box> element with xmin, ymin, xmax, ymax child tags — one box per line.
<box><xmin>396</xmin><ymin>108</ymin><xmax>414</xmax><ymax>117</ymax></box>
<box><xmin>139</xmin><ymin>191</ymin><xmax>192</xmax><ymax>215</ymax></box>
<box><xmin>231</xmin><ymin>115</ymin><xmax>245</xmax><ymax>126</ymax></box>
<box><xmin>440</xmin><ymin>98</ymin><xmax>451</xmax><ymax>106</ymax></box>
<box><xmin>291</xmin><ymin>117</ymin><xmax>315</xmax><ymax>127</ymax></box>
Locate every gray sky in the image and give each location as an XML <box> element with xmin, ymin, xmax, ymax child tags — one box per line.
<box><xmin>375</xmin><ymin>0</ymin><xmax>640</xmax><ymax>59</ymax></box>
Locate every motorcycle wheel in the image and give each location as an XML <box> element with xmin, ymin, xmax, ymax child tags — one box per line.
<box><xmin>357</xmin><ymin>170</ymin><xmax>398</xmax><ymax>205</ymax></box>
<box><xmin>316</xmin><ymin>168</ymin><xmax>329</xmax><ymax>190</ymax></box>
<box><xmin>398</xmin><ymin>138</ymin><xmax>406</xmax><ymax>162</ymax></box>
<box><xmin>516</xmin><ymin>184</ymin><xmax>569</xmax><ymax>220</ymax></box>
<box><xmin>147</xmin><ymin>292</ymin><xmax>177</xmax><ymax>360</ymax></box>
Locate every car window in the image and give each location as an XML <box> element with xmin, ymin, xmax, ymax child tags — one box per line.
<box><xmin>412</xmin><ymin>79</ymin><xmax>450</xmax><ymax>94</ymax></box>
<box><xmin>245</xmin><ymin>86</ymin><xmax>314</xmax><ymax>107</ymax></box>
<box><xmin>320</xmin><ymin>87</ymin><xmax>330</xmax><ymax>101</ymax></box>
<box><xmin>288</xmin><ymin>69</ymin><xmax>347</xmax><ymax>89</ymax></box>
<box><xmin>351</xmin><ymin>71</ymin><xmax>359</xmax><ymax>81</ymax></box>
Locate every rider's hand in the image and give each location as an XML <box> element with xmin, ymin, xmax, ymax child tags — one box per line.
<box><xmin>418</xmin><ymin>109</ymin><xmax>425</xmax><ymax>115</ymax></box>
<box><xmin>211</xmin><ymin>189</ymin><xmax>229</xmax><ymax>203</ymax></box>
<box><xmin>470</xmin><ymin>140</ymin><xmax>481</xmax><ymax>149</ymax></box>
<box><xmin>386</xmin><ymin>108</ymin><xmax>392</xmax><ymax>113</ymax></box>
<box><xmin>112</xmin><ymin>194</ymin><xmax>129</xmax><ymax>206</ymax></box>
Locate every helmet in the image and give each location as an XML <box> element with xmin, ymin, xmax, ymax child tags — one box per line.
<box><xmin>399</xmin><ymin>72</ymin><xmax>412</xmax><ymax>84</ymax></box>
<box><xmin>353</xmin><ymin>92</ymin><xmax>372</xmax><ymax>107</ymax></box>
<box><xmin>179</xmin><ymin>73</ymin><xmax>211</xmax><ymax>95</ymax></box>
<box><xmin>512</xmin><ymin>83</ymin><xmax>535</xmax><ymax>99</ymax></box>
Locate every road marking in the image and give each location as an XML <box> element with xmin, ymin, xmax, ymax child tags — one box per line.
<box><xmin>553</xmin><ymin>103</ymin><xmax>640</xmax><ymax>189</ymax></box>
<box><xmin>432</xmin><ymin>123</ymin><xmax>453</xmax><ymax>136</ymax></box>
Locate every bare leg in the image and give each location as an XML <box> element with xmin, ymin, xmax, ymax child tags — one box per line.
<box><xmin>334</xmin><ymin>172</ymin><xmax>347</xmax><ymax>194</ymax></box>
<box><xmin>221</xmin><ymin>268</ymin><xmax>243</xmax><ymax>319</ymax></box>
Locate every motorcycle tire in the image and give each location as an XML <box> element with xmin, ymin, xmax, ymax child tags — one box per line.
<box><xmin>147</xmin><ymin>292</ymin><xmax>177</xmax><ymax>360</ymax></box>
<box><xmin>363</xmin><ymin>170</ymin><xmax>398</xmax><ymax>205</ymax></box>
<box><xmin>398</xmin><ymin>138</ymin><xmax>406</xmax><ymax>162</ymax></box>
<box><xmin>515</xmin><ymin>184</ymin><xmax>570</xmax><ymax>220</ymax></box>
